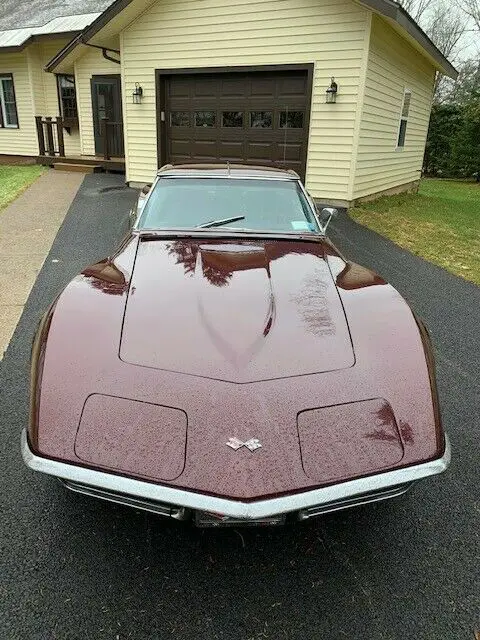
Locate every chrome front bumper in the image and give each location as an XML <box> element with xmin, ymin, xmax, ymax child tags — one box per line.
<box><xmin>21</xmin><ymin>430</ymin><xmax>450</xmax><ymax>522</ymax></box>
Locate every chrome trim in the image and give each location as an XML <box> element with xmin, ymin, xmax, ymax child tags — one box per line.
<box><xmin>296</xmin><ymin>179</ymin><xmax>323</xmax><ymax>233</ymax></box>
<box><xmin>297</xmin><ymin>482</ymin><xmax>413</xmax><ymax>520</ymax></box>
<box><xmin>22</xmin><ymin>430</ymin><xmax>450</xmax><ymax>520</ymax></box>
<box><xmin>60</xmin><ymin>479</ymin><xmax>189</xmax><ymax>520</ymax></box>
<box><xmin>155</xmin><ymin>173</ymin><xmax>298</xmax><ymax>181</ymax></box>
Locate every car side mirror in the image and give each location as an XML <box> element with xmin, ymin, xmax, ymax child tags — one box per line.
<box><xmin>318</xmin><ymin>207</ymin><xmax>337</xmax><ymax>234</ymax></box>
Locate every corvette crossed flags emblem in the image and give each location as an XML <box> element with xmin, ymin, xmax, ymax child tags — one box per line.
<box><xmin>226</xmin><ymin>437</ymin><xmax>262</xmax><ymax>452</ymax></box>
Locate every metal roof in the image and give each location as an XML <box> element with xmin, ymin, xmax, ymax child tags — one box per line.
<box><xmin>0</xmin><ymin>12</ymin><xmax>103</xmax><ymax>49</ymax></box>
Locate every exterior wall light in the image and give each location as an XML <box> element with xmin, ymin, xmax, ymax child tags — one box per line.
<box><xmin>132</xmin><ymin>83</ymin><xmax>143</xmax><ymax>104</ymax></box>
<box><xmin>326</xmin><ymin>77</ymin><xmax>338</xmax><ymax>103</ymax></box>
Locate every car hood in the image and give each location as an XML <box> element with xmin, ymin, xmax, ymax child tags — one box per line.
<box><xmin>120</xmin><ymin>237</ymin><xmax>354</xmax><ymax>382</ymax></box>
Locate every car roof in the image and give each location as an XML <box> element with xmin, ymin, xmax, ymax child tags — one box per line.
<box><xmin>156</xmin><ymin>163</ymin><xmax>300</xmax><ymax>180</ymax></box>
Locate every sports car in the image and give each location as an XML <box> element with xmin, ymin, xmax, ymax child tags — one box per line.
<box><xmin>22</xmin><ymin>164</ymin><xmax>450</xmax><ymax>527</ymax></box>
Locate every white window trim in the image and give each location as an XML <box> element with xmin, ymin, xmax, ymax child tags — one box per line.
<box><xmin>395</xmin><ymin>88</ymin><xmax>411</xmax><ymax>151</ymax></box>
<box><xmin>0</xmin><ymin>75</ymin><xmax>18</xmax><ymax>129</ymax></box>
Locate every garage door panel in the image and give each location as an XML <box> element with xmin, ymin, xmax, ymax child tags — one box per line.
<box><xmin>277</xmin><ymin>142</ymin><xmax>303</xmax><ymax>162</ymax></box>
<box><xmin>169</xmin><ymin>79</ymin><xmax>192</xmax><ymax>99</ymax></box>
<box><xmin>192</xmin><ymin>140</ymin><xmax>218</xmax><ymax>159</ymax></box>
<box><xmin>193</xmin><ymin>78</ymin><xmax>218</xmax><ymax>97</ymax></box>
<box><xmin>250</xmin><ymin>76</ymin><xmax>276</xmax><ymax>98</ymax></box>
<box><xmin>277</xmin><ymin>76</ymin><xmax>309</xmax><ymax>98</ymax></box>
<box><xmin>247</xmin><ymin>142</ymin><xmax>275</xmax><ymax>161</ymax></box>
<box><xmin>170</xmin><ymin>138</ymin><xmax>192</xmax><ymax>156</ymax></box>
<box><xmin>218</xmin><ymin>141</ymin><xmax>245</xmax><ymax>160</ymax></box>
<box><xmin>163</xmin><ymin>69</ymin><xmax>310</xmax><ymax>178</ymax></box>
<box><xmin>220</xmin><ymin>78</ymin><xmax>247</xmax><ymax>97</ymax></box>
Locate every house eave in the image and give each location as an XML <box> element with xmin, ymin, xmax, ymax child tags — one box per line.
<box><xmin>45</xmin><ymin>0</ymin><xmax>458</xmax><ymax>79</ymax></box>
<box><xmin>358</xmin><ymin>0</ymin><xmax>458</xmax><ymax>78</ymax></box>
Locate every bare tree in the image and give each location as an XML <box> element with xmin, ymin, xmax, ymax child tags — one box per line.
<box><xmin>412</xmin><ymin>1</ymin><xmax>470</xmax><ymax>101</ymax></box>
<box><xmin>398</xmin><ymin>0</ymin><xmax>435</xmax><ymax>22</ymax></box>
<box><xmin>426</xmin><ymin>2</ymin><xmax>468</xmax><ymax>59</ymax></box>
<box><xmin>460</xmin><ymin>0</ymin><xmax>480</xmax><ymax>31</ymax></box>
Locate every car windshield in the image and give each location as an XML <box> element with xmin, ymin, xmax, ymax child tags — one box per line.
<box><xmin>137</xmin><ymin>178</ymin><xmax>319</xmax><ymax>233</ymax></box>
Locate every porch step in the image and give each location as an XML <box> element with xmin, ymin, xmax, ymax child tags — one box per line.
<box><xmin>53</xmin><ymin>162</ymin><xmax>102</xmax><ymax>173</ymax></box>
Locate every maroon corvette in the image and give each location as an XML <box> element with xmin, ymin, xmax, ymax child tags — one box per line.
<box><xmin>22</xmin><ymin>164</ymin><xmax>450</xmax><ymax>526</ymax></box>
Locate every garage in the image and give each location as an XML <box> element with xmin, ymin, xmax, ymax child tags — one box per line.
<box><xmin>156</xmin><ymin>66</ymin><xmax>313</xmax><ymax>180</ymax></box>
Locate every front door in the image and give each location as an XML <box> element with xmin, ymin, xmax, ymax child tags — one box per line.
<box><xmin>91</xmin><ymin>74</ymin><xmax>124</xmax><ymax>157</ymax></box>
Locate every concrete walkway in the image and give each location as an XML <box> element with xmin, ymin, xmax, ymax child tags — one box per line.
<box><xmin>0</xmin><ymin>169</ymin><xmax>84</xmax><ymax>359</ymax></box>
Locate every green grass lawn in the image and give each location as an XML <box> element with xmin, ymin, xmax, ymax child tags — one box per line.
<box><xmin>0</xmin><ymin>164</ymin><xmax>46</xmax><ymax>212</ymax></box>
<box><xmin>350</xmin><ymin>179</ymin><xmax>480</xmax><ymax>285</ymax></box>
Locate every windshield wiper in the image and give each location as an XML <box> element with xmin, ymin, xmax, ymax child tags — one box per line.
<box><xmin>195</xmin><ymin>215</ymin><xmax>245</xmax><ymax>229</ymax></box>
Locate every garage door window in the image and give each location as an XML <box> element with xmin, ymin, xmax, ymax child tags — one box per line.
<box><xmin>280</xmin><ymin>110</ymin><xmax>304</xmax><ymax>129</ymax></box>
<box><xmin>250</xmin><ymin>111</ymin><xmax>272</xmax><ymax>128</ymax></box>
<box><xmin>222</xmin><ymin>111</ymin><xmax>243</xmax><ymax>127</ymax></box>
<box><xmin>171</xmin><ymin>112</ymin><xmax>190</xmax><ymax>127</ymax></box>
<box><xmin>195</xmin><ymin>111</ymin><xmax>215</xmax><ymax>127</ymax></box>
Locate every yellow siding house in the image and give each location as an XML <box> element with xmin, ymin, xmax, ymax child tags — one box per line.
<box><xmin>0</xmin><ymin>0</ymin><xmax>457</xmax><ymax>206</ymax></box>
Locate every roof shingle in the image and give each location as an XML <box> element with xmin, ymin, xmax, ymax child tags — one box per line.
<box><xmin>0</xmin><ymin>0</ymin><xmax>114</xmax><ymax>31</ymax></box>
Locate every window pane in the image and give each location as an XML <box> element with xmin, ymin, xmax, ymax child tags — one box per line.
<box><xmin>58</xmin><ymin>75</ymin><xmax>75</xmax><ymax>89</ymax></box>
<box><xmin>222</xmin><ymin>111</ymin><xmax>243</xmax><ymax>127</ymax></box>
<box><xmin>402</xmin><ymin>92</ymin><xmax>411</xmax><ymax>118</ymax></box>
<box><xmin>397</xmin><ymin>119</ymin><xmax>407</xmax><ymax>147</ymax></box>
<box><xmin>2</xmin><ymin>79</ymin><xmax>14</xmax><ymax>102</ymax></box>
<box><xmin>194</xmin><ymin>111</ymin><xmax>215</xmax><ymax>127</ymax></box>
<box><xmin>250</xmin><ymin>111</ymin><xmax>272</xmax><ymax>128</ymax></box>
<box><xmin>280</xmin><ymin>111</ymin><xmax>304</xmax><ymax>128</ymax></box>
<box><xmin>170</xmin><ymin>111</ymin><xmax>190</xmax><ymax>127</ymax></box>
<box><xmin>4</xmin><ymin>103</ymin><xmax>17</xmax><ymax>126</ymax></box>
<box><xmin>58</xmin><ymin>75</ymin><xmax>77</xmax><ymax>119</ymax></box>
<box><xmin>1</xmin><ymin>77</ymin><xmax>17</xmax><ymax>126</ymax></box>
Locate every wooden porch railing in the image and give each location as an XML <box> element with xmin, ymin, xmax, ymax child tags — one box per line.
<box><xmin>36</xmin><ymin>116</ymin><xmax>120</xmax><ymax>161</ymax></box>
<box><xmin>35</xmin><ymin>116</ymin><xmax>65</xmax><ymax>157</ymax></box>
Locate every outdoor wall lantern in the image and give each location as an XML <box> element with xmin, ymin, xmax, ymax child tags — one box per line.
<box><xmin>132</xmin><ymin>83</ymin><xmax>143</xmax><ymax>104</ymax></box>
<box><xmin>326</xmin><ymin>77</ymin><xmax>338</xmax><ymax>103</ymax></box>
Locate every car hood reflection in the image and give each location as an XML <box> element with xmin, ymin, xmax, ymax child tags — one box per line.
<box><xmin>119</xmin><ymin>238</ymin><xmax>355</xmax><ymax>382</ymax></box>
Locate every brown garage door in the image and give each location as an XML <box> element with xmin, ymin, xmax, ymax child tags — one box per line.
<box><xmin>161</xmin><ymin>68</ymin><xmax>312</xmax><ymax>179</ymax></box>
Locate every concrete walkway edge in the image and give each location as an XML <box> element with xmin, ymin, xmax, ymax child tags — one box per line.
<box><xmin>0</xmin><ymin>169</ymin><xmax>84</xmax><ymax>359</ymax></box>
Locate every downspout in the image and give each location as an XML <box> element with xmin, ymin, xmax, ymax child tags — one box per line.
<box><xmin>83</xmin><ymin>41</ymin><xmax>120</xmax><ymax>65</ymax></box>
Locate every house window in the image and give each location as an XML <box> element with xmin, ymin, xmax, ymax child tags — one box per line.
<box><xmin>57</xmin><ymin>74</ymin><xmax>78</xmax><ymax>121</ymax></box>
<box><xmin>0</xmin><ymin>74</ymin><xmax>18</xmax><ymax>128</ymax></box>
<box><xmin>397</xmin><ymin>89</ymin><xmax>411</xmax><ymax>148</ymax></box>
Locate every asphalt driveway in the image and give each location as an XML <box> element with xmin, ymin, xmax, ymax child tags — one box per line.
<box><xmin>0</xmin><ymin>173</ymin><xmax>478</xmax><ymax>640</ymax></box>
